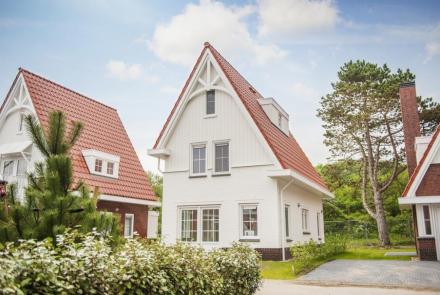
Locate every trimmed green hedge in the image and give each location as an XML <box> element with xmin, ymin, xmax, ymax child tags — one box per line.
<box><xmin>0</xmin><ymin>231</ymin><xmax>261</xmax><ymax>294</ymax></box>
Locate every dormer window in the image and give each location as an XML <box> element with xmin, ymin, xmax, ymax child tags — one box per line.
<box><xmin>82</xmin><ymin>149</ymin><xmax>120</xmax><ymax>179</ymax></box>
<box><xmin>107</xmin><ymin>162</ymin><xmax>114</xmax><ymax>175</ymax></box>
<box><xmin>95</xmin><ymin>159</ymin><xmax>103</xmax><ymax>173</ymax></box>
<box><xmin>206</xmin><ymin>90</ymin><xmax>215</xmax><ymax>115</ymax></box>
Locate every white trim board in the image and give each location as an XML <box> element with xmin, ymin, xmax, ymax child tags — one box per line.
<box><xmin>99</xmin><ymin>194</ymin><xmax>161</xmax><ymax>207</ymax></box>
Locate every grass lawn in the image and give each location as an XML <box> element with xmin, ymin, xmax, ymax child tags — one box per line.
<box><xmin>261</xmin><ymin>247</ymin><xmax>416</xmax><ymax>280</ymax></box>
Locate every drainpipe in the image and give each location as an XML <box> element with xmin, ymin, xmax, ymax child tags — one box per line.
<box><xmin>157</xmin><ymin>158</ymin><xmax>164</xmax><ymax>173</ymax></box>
<box><xmin>280</xmin><ymin>178</ymin><xmax>294</xmax><ymax>261</ymax></box>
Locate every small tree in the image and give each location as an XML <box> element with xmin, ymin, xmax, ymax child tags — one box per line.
<box><xmin>0</xmin><ymin>111</ymin><xmax>120</xmax><ymax>243</ymax></box>
<box><xmin>318</xmin><ymin>61</ymin><xmax>414</xmax><ymax>246</ymax></box>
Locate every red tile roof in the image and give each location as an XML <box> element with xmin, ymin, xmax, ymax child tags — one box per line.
<box><xmin>402</xmin><ymin>125</ymin><xmax>440</xmax><ymax>197</ymax></box>
<box><xmin>155</xmin><ymin>43</ymin><xmax>329</xmax><ymax>191</ymax></box>
<box><xmin>15</xmin><ymin>68</ymin><xmax>157</xmax><ymax>201</ymax></box>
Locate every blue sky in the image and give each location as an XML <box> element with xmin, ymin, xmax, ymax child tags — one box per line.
<box><xmin>1</xmin><ymin>0</ymin><xmax>440</xmax><ymax>172</ymax></box>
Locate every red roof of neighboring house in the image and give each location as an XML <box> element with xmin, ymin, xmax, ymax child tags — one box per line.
<box><xmin>14</xmin><ymin>68</ymin><xmax>156</xmax><ymax>201</ymax></box>
<box><xmin>154</xmin><ymin>42</ymin><xmax>329</xmax><ymax>191</ymax></box>
<box><xmin>402</xmin><ymin>125</ymin><xmax>440</xmax><ymax>197</ymax></box>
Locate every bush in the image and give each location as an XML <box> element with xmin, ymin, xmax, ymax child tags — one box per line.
<box><xmin>290</xmin><ymin>235</ymin><xmax>347</xmax><ymax>274</ymax></box>
<box><xmin>0</xmin><ymin>231</ymin><xmax>261</xmax><ymax>294</ymax></box>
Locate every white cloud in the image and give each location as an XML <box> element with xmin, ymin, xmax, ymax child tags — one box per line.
<box><xmin>148</xmin><ymin>0</ymin><xmax>285</xmax><ymax>66</ymax></box>
<box><xmin>258</xmin><ymin>0</ymin><xmax>339</xmax><ymax>37</ymax></box>
<box><xmin>425</xmin><ymin>41</ymin><xmax>440</xmax><ymax>62</ymax></box>
<box><xmin>106</xmin><ymin>60</ymin><xmax>142</xmax><ymax>80</ymax></box>
<box><xmin>292</xmin><ymin>82</ymin><xmax>319</xmax><ymax>100</ymax></box>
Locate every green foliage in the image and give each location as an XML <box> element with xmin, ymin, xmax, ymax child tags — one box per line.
<box><xmin>317</xmin><ymin>160</ymin><xmax>413</xmax><ymax>243</ymax></box>
<box><xmin>0</xmin><ymin>230</ymin><xmax>262</xmax><ymax>294</ymax></box>
<box><xmin>0</xmin><ymin>111</ymin><xmax>120</xmax><ymax>244</ymax></box>
<box><xmin>418</xmin><ymin>96</ymin><xmax>440</xmax><ymax>136</ymax></box>
<box><xmin>289</xmin><ymin>236</ymin><xmax>347</xmax><ymax>275</ymax></box>
<box><xmin>147</xmin><ymin>172</ymin><xmax>162</xmax><ymax>236</ymax></box>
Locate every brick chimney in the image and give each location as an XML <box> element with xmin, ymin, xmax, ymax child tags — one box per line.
<box><xmin>399</xmin><ymin>82</ymin><xmax>421</xmax><ymax>176</ymax></box>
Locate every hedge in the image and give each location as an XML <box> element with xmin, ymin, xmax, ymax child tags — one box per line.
<box><xmin>0</xmin><ymin>231</ymin><xmax>261</xmax><ymax>294</ymax></box>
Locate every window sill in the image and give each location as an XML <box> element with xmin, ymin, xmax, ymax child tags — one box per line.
<box><xmin>239</xmin><ymin>238</ymin><xmax>260</xmax><ymax>242</ymax></box>
<box><xmin>204</xmin><ymin>114</ymin><xmax>217</xmax><ymax>119</ymax></box>
<box><xmin>189</xmin><ymin>174</ymin><xmax>207</xmax><ymax>178</ymax></box>
<box><xmin>212</xmin><ymin>172</ymin><xmax>231</xmax><ymax>177</ymax></box>
<box><xmin>303</xmin><ymin>231</ymin><xmax>311</xmax><ymax>235</ymax></box>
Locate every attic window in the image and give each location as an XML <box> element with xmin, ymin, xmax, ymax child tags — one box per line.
<box><xmin>278</xmin><ymin>113</ymin><xmax>282</xmax><ymax>128</ymax></box>
<box><xmin>206</xmin><ymin>90</ymin><xmax>215</xmax><ymax>115</ymax></box>
<box><xmin>82</xmin><ymin>149</ymin><xmax>120</xmax><ymax>179</ymax></box>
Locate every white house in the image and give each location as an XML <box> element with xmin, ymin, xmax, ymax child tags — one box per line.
<box><xmin>0</xmin><ymin>68</ymin><xmax>160</xmax><ymax>238</ymax></box>
<box><xmin>149</xmin><ymin>42</ymin><xmax>333</xmax><ymax>260</ymax></box>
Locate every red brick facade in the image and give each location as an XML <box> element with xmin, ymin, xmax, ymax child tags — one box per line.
<box><xmin>417</xmin><ymin>237</ymin><xmax>437</xmax><ymax>261</ymax></box>
<box><xmin>97</xmin><ymin>200</ymin><xmax>149</xmax><ymax>238</ymax></box>
<box><xmin>416</xmin><ymin>164</ymin><xmax>440</xmax><ymax>196</ymax></box>
<box><xmin>255</xmin><ymin>248</ymin><xmax>292</xmax><ymax>261</ymax></box>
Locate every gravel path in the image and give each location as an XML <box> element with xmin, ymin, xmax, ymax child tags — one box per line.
<box><xmin>296</xmin><ymin>259</ymin><xmax>440</xmax><ymax>290</ymax></box>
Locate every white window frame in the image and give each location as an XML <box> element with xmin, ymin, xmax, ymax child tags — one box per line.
<box><xmin>206</xmin><ymin>90</ymin><xmax>216</xmax><ymax>115</ymax></box>
<box><xmin>178</xmin><ymin>205</ymin><xmax>220</xmax><ymax>243</ymax></box>
<box><xmin>94</xmin><ymin>159</ymin><xmax>103</xmax><ymax>173</ymax></box>
<box><xmin>285</xmin><ymin>204</ymin><xmax>291</xmax><ymax>239</ymax></box>
<box><xmin>302</xmin><ymin>208</ymin><xmax>309</xmax><ymax>233</ymax></box>
<box><xmin>422</xmin><ymin>205</ymin><xmax>433</xmax><ymax>236</ymax></box>
<box><xmin>190</xmin><ymin>143</ymin><xmax>207</xmax><ymax>177</ymax></box>
<box><xmin>124</xmin><ymin>213</ymin><xmax>134</xmax><ymax>238</ymax></box>
<box><xmin>239</xmin><ymin>204</ymin><xmax>259</xmax><ymax>240</ymax></box>
<box><xmin>18</xmin><ymin>113</ymin><xmax>25</xmax><ymax>134</ymax></box>
<box><xmin>213</xmin><ymin>140</ymin><xmax>231</xmax><ymax>175</ymax></box>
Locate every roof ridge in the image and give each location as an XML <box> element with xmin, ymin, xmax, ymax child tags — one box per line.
<box><xmin>19</xmin><ymin>67</ymin><xmax>117</xmax><ymax>111</ymax></box>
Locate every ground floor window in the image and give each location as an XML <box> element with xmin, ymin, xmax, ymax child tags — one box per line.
<box><xmin>302</xmin><ymin>209</ymin><xmax>309</xmax><ymax>233</ymax></box>
<box><xmin>124</xmin><ymin>213</ymin><xmax>134</xmax><ymax>238</ymax></box>
<box><xmin>284</xmin><ymin>204</ymin><xmax>291</xmax><ymax>238</ymax></box>
<box><xmin>317</xmin><ymin>212</ymin><xmax>321</xmax><ymax>238</ymax></box>
<box><xmin>240</xmin><ymin>204</ymin><xmax>258</xmax><ymax>239</ymax></box>
<box><xmin>423</xmin><ymin>205</ymin><xmax>432</xmax><ymax>236</ymax></box>
<box><xmin>179</xmin><ymin>206</ymin><xmax>219</xmax><ymax>243</ymax></box>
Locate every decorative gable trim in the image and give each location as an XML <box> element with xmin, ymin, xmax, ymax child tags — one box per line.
<box><xmin>152</xmin><ymin>44</ymin><xmax>281</xmax><ymax>168</ymax></box>
<box><xmin>402</xmin><ymin>126</ymin><xmax>440</xmax><ymax>198</ymax></box>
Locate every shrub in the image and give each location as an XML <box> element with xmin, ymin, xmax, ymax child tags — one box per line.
<box><xmin>0</xmin><ymin>231</ymin><xmax>261</xmax><ymax>294</ymax></box>
<box><xmin>290</xmin><ymin>235</ymin><xmax>347</xmax><ymax>274</ymax></box>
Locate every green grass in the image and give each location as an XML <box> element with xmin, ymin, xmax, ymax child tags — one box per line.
<box><xmin>261</xmin><ymin>247</ymin><xmax>416</xmax><ymax>280</ymax></box>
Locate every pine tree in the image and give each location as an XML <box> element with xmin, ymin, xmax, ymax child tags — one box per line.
<box><xmin>0</xmin><ymin>111</ymin><xmax>120</xmax><ymax>244</ymax></box>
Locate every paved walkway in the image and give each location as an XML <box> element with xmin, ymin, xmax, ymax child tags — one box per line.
<box><xmin>296</xmin><ymin>259</ymin><xmax>440</xmax><ymax>290</ymax></box>
<box><xmin>257</xmin><ymin>280</ymin><xmax>438</xmax><ymax>295</ymax></box>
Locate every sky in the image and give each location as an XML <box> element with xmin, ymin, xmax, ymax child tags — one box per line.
<box><xmin>1</xmin><ymin>0</ymin><xmax>440</xmax><ymax>173</ymax></box>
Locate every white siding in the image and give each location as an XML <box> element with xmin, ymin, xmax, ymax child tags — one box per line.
<box><xmin>164</xmin><ymin>90</ymin><xmax>272</xmax><ymax>172</ymax></box>
<box><xmin>281</xmin><ymin>182</ymin><xmax>324</xmax><ymax>245</ymax></box>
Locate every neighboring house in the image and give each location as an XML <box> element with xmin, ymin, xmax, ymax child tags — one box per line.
<box><xmin>399</xmin><ymin>82</ymin><xmax>440</xmax><ymax>261</ymax></box>
<box><xmin>0</xmin><ymin>68</ymin><xmax>160</xmax><ymax>238</ymax></box>
<box><xmin>148</xmin><ymin>42</ymin><xmax>333</xmax><ymax>260</ymax></box>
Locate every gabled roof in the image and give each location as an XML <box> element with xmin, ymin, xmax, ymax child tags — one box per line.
<box><xmin>154</xmin><ymin>42</ymin><xmax>329</xmax><ymax>191</ymax></box>
<box><xmin>5</xmin><ymin>68</ymin><xmax>157</xmax><ymax>202</ymax></box>
<box><xmin>402</xmin><ymin>125</ymin><xmax>440</xmax><ymax>197</ymax></box>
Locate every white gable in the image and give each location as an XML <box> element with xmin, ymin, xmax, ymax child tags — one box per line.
<box><xmin>150</xmin><ymin>48</ymin><xmax>281</xmax><ymax>168</ymax></box>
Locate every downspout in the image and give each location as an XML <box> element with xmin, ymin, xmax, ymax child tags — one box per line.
<box><xmin>280</xmin><ymin>178</ymin><xmax>294</xmax><ymax>261</ymax></box>
<box><xmin>157</xmin><ymin>158</ymin><xmax>164</xmax><ymax>173</ymax></box>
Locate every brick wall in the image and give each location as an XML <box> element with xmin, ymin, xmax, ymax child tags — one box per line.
<box><xmin>97</xmin><ymin>200</ymin><xmax>149</xmax><ymax>238</ymax></box>
<box><xmin>416</xmin><ymin>164</ymin><xmax>440</xmax><ymax>196</ymax></box>
<box><xmin>417</xmin><ymin>237</ymin><xmax>437</xmax><ymax>261</ymax></box>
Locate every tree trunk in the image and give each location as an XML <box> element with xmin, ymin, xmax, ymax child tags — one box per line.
<box><xmin>373</xmin><ymin>190</ymin><xmax>390</xmax><ymax>246</ymax></box>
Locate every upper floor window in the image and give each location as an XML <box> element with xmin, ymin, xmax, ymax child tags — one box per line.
<box><xmin>18</xmin><ymin>114</ymin><xmax>25</xmax><ymax>132</ymax></box>
<box><xmin>95</xmin><ymin>159</ymin><xmax>103</xmax><ymax>173</ymax></box>
<box><xmin>107</xmin><ymin>162</ymin><xmax>114</xmax><ymax>175</ymax></box>
<box><xmin>214</xmin><ymin>142</ymin><xmax>229</xmax><ymax>174</ymax></box>
<box><xmin>191</xmin><ymin>144</ymin><xmax>206</xmax><ymax>175</ymax></box>
<box><xmin>302</xmin><ymin>209</ymin><xmax>309</xmax><ymax>233</ymax></box>
<box><xmin>206</xmin><ymin>90</ymin><xmax>215</xmax><ymax>115</ymax></box>
<box><xmin>423</xmin><ymin>205</ymin><xmax>432</xmax><ymax>236</ymax></box>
